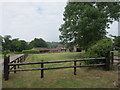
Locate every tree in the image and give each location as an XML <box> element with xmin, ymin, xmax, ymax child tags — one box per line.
<box><xmin>29</xmin><ymin>38</ymin><xmax>48</xmax><ymax>49</ymax></box>
<box><xmin>113</xmin><ymin>36</ymin><xmax>120</xmax><ymax>49</ymax></box>
<box><xmin>10</xmin><ymin>39</ymin><xmax>28</xmax><ymax>52</ymax></box>
<box><xmin>0</xmin><ymin>35</ymin><xmax>3</xmax><ymax>45</ymax></box>
<box><xmin>59</xmin><ymin>2</ymin><xmax>120</xmax><ymax>50</ymax></box>
<box><xmin>0</xmin><ymin>35</ymin><xmax>3</xmax><ymax>54</ymax></box>
<box><xmin>2</xmin><ymin>35</ymin><xmax>12</xmax><ymax>53</ymax></box>
<box><xmin>47</xmin><ymin>42</ymin><xmax>59</xmax><ymax>48</ymax></box>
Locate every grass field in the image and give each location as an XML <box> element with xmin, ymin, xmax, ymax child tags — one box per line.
<box><xmin>0</xmin><ymin>54</ymin><xmax>3</xmax><ymax>59</ymax></box>
<box><xmin>2</xmin><ymin>52</ymin><xmax>118</xmax><ymax>88</ymax></box>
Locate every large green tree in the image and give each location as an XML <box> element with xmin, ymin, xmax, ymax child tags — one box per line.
<box><xmin>59</xmin><ymin>2</ymin><xmax>120</xmax><ymax>50</ymax></box>
<box><xmin>29</xmin><ymin>38</ymin><xmax>48</xmax><ymax>49</ymax></box>
<box><xmin>10</xmin><ymin>39</ymin><xmax>28</xmax><ymax>52</ymax></box>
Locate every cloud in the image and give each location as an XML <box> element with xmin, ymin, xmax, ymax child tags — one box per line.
<box><xmin>1</xmin><ymin>1</ymin><xmax>119</xmax><ymax>42</ymax></box>
<box><xmin>2</xmin><ymin>2</ymin><xmax>66</xmax><ymax>42</ymax></box>
<box><xmin>106</xmin><ymin>21</ymin><xmax>118</xmax><ymax>36</ymax></box>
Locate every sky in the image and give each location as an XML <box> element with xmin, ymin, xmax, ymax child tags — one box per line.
<box><xmin>0</xmin><ymin>1</ymin><xmax>119</xmax><ymax>42</ymax></box>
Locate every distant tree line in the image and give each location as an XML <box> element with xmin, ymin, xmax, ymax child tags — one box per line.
<box><xmin>0</xmin><ymin>35</ymin><xmax>60</xmax><ymax>54</ymax></box>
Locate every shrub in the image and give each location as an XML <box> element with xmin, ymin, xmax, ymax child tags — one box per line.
<box><xmin>22</xmin><ymin>50</ymin><xmax>40</xmax><ymax>54</ymax></box>
<box><xmin>86</xmin><ymin>38</ymin><xmax>113</xmax><ymax>64</ymax></box>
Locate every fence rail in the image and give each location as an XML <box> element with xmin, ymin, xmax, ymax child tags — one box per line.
<box><xmin>9</xmin><ymin>64</ymin><xmax>106</xmax><ymax>72</ymax></box>
<box><xmin>8</xmin><ymin>57</ymin><xmax>105</xmax><ymax>66</ymax></box>
<box><xmin>4</xmin><ymin>54</ymin><xmax>28</xmax><ymax>80</ymax></box>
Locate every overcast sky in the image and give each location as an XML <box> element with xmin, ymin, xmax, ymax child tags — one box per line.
<box><xmin>0</xmin><ymin>1</ymin><xmax>119</xmax><ymax>42</ymax></box>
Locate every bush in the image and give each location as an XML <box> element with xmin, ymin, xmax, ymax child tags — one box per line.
<box><xmin>86</xmin><ymin>38</ymin><xmax>113</xmax><ymax>64</ymax></box>
<box><xmin>113</xmin><ymin>36</ymin><xmax>120</xmax><ymax>50</ymax></box>
<box><xmin>22</xmin><ymin>50</ymin><xmax>40</xmax><ymax>54</ymax></box>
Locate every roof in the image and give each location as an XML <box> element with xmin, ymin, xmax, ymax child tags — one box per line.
<box><xmin>57</xmin><ymin>44</ymin><xmax>66</xmax><ymax>47</ymax></box>
<box><xmin>32</xmin><ymin>48</ymin><xmax>59</xmax><ymax>51</ymax></box>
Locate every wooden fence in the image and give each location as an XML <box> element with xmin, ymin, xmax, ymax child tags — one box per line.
<box><xmin>4</xmin><ymin>54</ymin><xmax>28</xmax><ymax>80</ymax></box>
<box><xmin>4</xmin><ymin>52</ymin><xmax>111</xmax><ymax>81</ymax></box>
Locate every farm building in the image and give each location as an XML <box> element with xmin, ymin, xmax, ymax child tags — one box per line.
<box><xmin>32</xmin><ymin>44</ymin><xmax>67</xmax><ymax>53</ymax></box>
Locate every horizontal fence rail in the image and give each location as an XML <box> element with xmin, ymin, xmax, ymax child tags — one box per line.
<box><xmin>8</xmin><ymin>57</ymin><xmax>106</xmax><ymax>66</ymax></box>
<box><xmin>9</xmin><ymin>64</ymin><xmax>106</xmax><ymax>72</ymax></box>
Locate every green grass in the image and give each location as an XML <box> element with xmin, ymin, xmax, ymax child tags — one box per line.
<box><xmin>0</xmin><ymin>54</ymin><xmax>3</xmax><ymax>59</ymax></box>
<box><xmin>114</xmin><ymin>52</ymin><xmax>120</xmax><ymax>55</ymax></box>
<box><xmin>2</xmin><ymin>52</ymin><xmax>118</xmax><ymax>88</ymax></box>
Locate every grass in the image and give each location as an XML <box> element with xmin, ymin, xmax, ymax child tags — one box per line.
<box><xmin>0</xmin><ymin>53</ymin><xmax>20</xmax><ymax>60</ymax></box>
<box><xmin>0</xmin><ymin>54</ymin><xmax>3</xmax><ymax>59</ymax></box>
<box><xmin>2</xmin><ymin>52</ymin><xmax>118</xmax><ymax>88</ymax></box>
<box><xmin>114</xmin><ymin>52</ymin><xmax>120</xmax><ymax>55</ymax></box>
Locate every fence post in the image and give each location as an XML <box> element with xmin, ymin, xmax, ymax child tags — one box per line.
<box><xmin>111</xmin><ymin>51</ymin><xmax>114</xmax><ymax>69</ymax></box>
<box><xmin>41</xmin><ymin>60</ymin><xmax>44</xmax><ymax>78</ymax></box>
<box><xmin>105</xmin><ymin>51</ymin><xmax>110</xmax><ymax>71</ymax></box>
<box><xmin>8</xmin><ymin>55</ymin><xmax>10</xmax><ymax>74</ymax></box>
<box><xmin>23</xmin><ymin>55</ymin><xmax>25</xmax><ymax>61</ymax></box>
<box><xmin>17</xmin><ymin>58</ymin><xmax>19</xmax><ymax>68</ymax></box>
<box><xmin>4</xmin><ymin>55</ymin><xmax>10</xmax><ymax>80</ymax></box>
<box><xmin>14</xmin><ymin>60</ymin><xmax>16</xmax><ymax>73</ymax></box>
<box><xmin>74</xmin><ymin>60</ymin><xmax>77</xmax><ymax>75</ymax></box>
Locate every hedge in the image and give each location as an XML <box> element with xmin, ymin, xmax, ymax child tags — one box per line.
<box><xmin>22</xmin><ymin>50</ymin><xmax>40</xmax><ymax>54</ymax></box>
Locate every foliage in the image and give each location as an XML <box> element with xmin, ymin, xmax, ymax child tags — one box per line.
<box><xmin>2</xmin><ymin>35</ymin><xmax>12</xmax><ymax>53</ymax></box>
<box><xmin>29</xmin><ymin>38</ymin><xmax>48</xmax><ymax>49</ymax></box>
<box><xmin>59</xmin><ymin>2</ymin><xmax>120</xmax><ymax>50</ymax></box>
<box><xmin>1</xmin><ymin>35</ymin><xmax>50</xmax><ymax>53</ymax></box>
<box><xmin>86</xmin><ymin>38</ymin><xmax>113</xmax><ymax>64</ymax></box>
<box><xmin>10</xmin><ymin>39</ymin><xmax>28</xmax><ymax>52</ymax></box>
<box><xmin>47</xmin><ymin>42</ymin><xmax>59</xmax><ymax>48</ymax></box>
<box><xmin>113</xmin><ymin>36</ymin><xmax>120</xmax><ymax>50</ymax></box>
<box><xmin>22</xmin><ymin>50</ymin><xmax>40</xmax><ymax>54</ymax></box>
<box><xmin>87</xmin><ymin>38</ymin><xmax>113</xmax><ymax>57</ymax></box>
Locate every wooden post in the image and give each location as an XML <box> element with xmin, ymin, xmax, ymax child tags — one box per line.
<box><xmin>17</xmin><ymin>58</ymin><xmax>19</xmax><ymax>68</ymax></box>
<box><xmin>20</xmin><ymin>56</ymin><xmax>22</xmax><ymax>62</ymax></box>
<box><xmin>4</xmin><ymin>55</ymin><xmax>10</xmax><ymax>80</ymax></box>
<box><xmin>8</xmin><ymin>55</ymin><xmax>10</xmax><ymax>74</ymax></box>
<box><xmin>4</xmin><ymin>54</ymin><xmax>6</xmax><ymax>76</ymax></box>
<box><xmin>105</xmin><ymin>51</ymin><xmax>110</xmax><ymax>71</ymax></box>
<box><xmin>24</xmin><ymin>54</ymin><xmax>26</xmax><ymax>61</ymax></box>
<box><xmin>41</xmin><ymin>60</ymin><xmax>44</xmax><ymax>78</ymax></box>
<box><xmin>74</xmin><ymin>60</ymin><xmax>76</xmax><ymax>75</ymax></box>
<box><xmin>14</xmin><ymin>61</ymin><xmax>16</xmax><ymax>73</ymax></box>
<box><xmin>111</xmin><ymin>52</ymin><xmax>114</xmax><ymax>69</ymax></box>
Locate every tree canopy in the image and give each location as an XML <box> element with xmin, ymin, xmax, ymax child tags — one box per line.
<box><xmin>59</xmin><ymin>2</ymin><xmax>120</xmax><ymax>50</ymax></box>
<box><xmin>29</xmin><ymin>38</ymin><xmax>48</xmax><ymax>49</ymax></box>
<box><xmin>1</xmin><ymin>35</ymin><xmax>49</xmax><ymax>53</ymax></box>
<box><xmin>113</xmin><ymin>36</ymin><xmax>120</xmax><ymax>49</ymax></box>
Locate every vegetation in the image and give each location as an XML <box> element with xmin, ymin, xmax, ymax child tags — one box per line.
<box><xmin>113</xmin><ymin>36</ymin><xmax>120</xmax><ymax>50</ymax></box>
<box><xmin>1</xmin><ymin>35</ymin><xmax>28</xmax><ymax>53</ymax></box>
<box><xmin>3</xmin><ymin>52</ymin><xmax>117</xmax><ymax>88</ymax></box>
<box><xmin>10</xmin><ymin>38</ymin><xmax>28</xmax><ymax>52</ymax></box>
<box><xmin>87</xmin><ymin>38</ymin><xmax>113</xmax><ymax>57</ymax></box>
<box><xmin>29</xmin><ymin>38</ymin><xmax>48</xmax><ymax>49</ymax></box>
<box><xmin>47</xmin><ymin>42</ymin><xmax>60</xmax><ymax>48</ymax></box>
<box><xmin>59</xmin><ymin>2</ymin><xmax>120</xmax><ymax>50</ymax></box>
<box><xmin>0</xmin><ymin>35</ymin><xmax>56</xmax><ymax>54</ymax></box>
<box><xmin>85</xmin><ymin>38</ymin><xmax>113</xmax><ymax>64</ymax></box>
<box><xmin>22</xmin><ymin>50</ymin><xmax>40</xmax><ymax>54</ymax></box>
